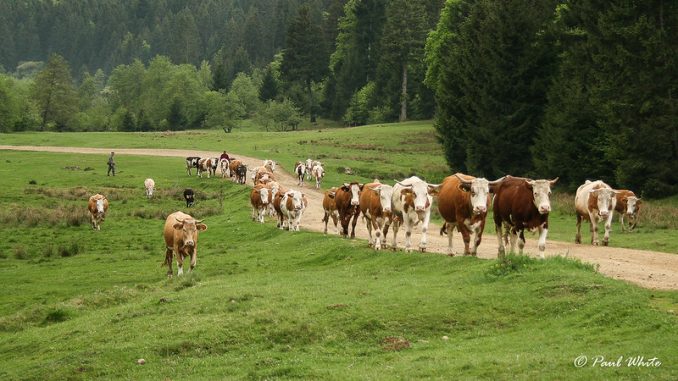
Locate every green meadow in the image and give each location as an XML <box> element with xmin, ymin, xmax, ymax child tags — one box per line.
<box><xmin>0</xmin><ymin>147</ymin><xmax>677</xmax><ymax>380</ymax></box>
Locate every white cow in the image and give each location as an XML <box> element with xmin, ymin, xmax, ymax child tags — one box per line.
<box><xmin>311</xmin><ymin>164</ymin><xmax>324</xmax><ymax>189</ymax></box>
<box><xmin>144</xmin><ymin>178</ymin><xmax>155</xmax><ymax>199</ymax></box>
<box><xmin>575</xmin><ymin>180</ymin><xmax>619</xmax><ymax>246</ymax></box>
<box><xmin>391</xmin><ymin>176</ymin><xmax>441</xmax><ymax>252</ymax></box>
<box><xmin>280</xmin><ymin>190</ymin><xmax>307</xmax><ymax>232</ymax></box>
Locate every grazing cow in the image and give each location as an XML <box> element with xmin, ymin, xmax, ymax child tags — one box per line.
<box><xmin>162</xmin><ymin>211</ymin><xmax>207</xmax><ymax>277</ymax></box>
<box><xmin>144</xmin><ymin>178</ymin><xmax>155</xmax><ymax>199</ymax></box>
<box><xmin>183</xmin><ymin>188</ymin><xmax>195</xmax><ymax>207</ymax></box>
<box><xmin>493</xmin><ymin>176</ymin><xmax>558</xmax><ymax>258</ymax></box>
<box><xmin>575</xmin><ymin>180</ymin><xmax>619</xmax><ymax>246</ymax></box>
<box><xmin>359</xmin><ymin>181</ymin><xmax>394</xmax><ymax>250</ymax></box>
<box><xmin>250</xmin><ymin>185</ymin><xmax>271</xmax><ymax>223</ymax></box>
<box><xmin>87</xmin><ymin>194</ymin><xmax>109</xmax><ymax>230</ymax></box>
<box><xmin>391</xmin><ymin>176</ymin><xmax>441</xmax><ymax>252</ymax></box>
<box><xmin>185</xmin><ymin>156</ymin><xmax>201</xmax><ymax>176</ymax></box>
<box><xmin>615</xmin><ymin>190</ymin><xmax>641</xmax><ymax>231</ymax></box>
<box><xmin>322</xmin><ymin>187</ymin><xmax>340</xmax><ymax>234</ymax></box>
<box><xmin>220</xmin><ymin>158</ymin><xmax>231</xmax><ymax>178</ymax></box>
<box><xmin>311</xmin><ymin>164</ymin><xmax>324</xmax><ymax>189</ymax></box>
<box><xmin>280</xmin><ymin>190</ymin><xmax>307</xmax><ymax>231</ymax></box>
<box><xmin>334</xmin><ymin>182</ymin><xmax>364</xmax><ymax>238</ymax></box>
<box><xmin>295</xmin><ymin>161</ymin><xmax>306</xmax><ymax>186</ymax></box>
<box><xmin>437</xmin><ymin>173</ymin><xmax>502</xmax><ymax>256</ymax></box>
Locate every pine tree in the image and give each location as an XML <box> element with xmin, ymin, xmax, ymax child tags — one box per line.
<box><xmin>281</xmin><ymin>6</ymin><xmax>328</xmax><ymax>122</ymax></box>
<box><xmin>259</xmin><ymin>68</ymin><xmax>279</xmax><ymax>101</ymax></box>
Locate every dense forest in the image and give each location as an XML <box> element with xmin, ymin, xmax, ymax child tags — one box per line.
<box><xmin>0</xmin><ymin>0</ymin><xmax>675</xmax><ymax>196</ymax></box>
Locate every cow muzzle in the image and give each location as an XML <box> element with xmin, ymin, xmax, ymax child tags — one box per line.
<box><xmin>415</xmin><ymin>206</ymin><xmax>426</xmax><ymax>212</ymax></box>
<box><xmin>383</xmin><ymin>207</ymin><xmax>392</xmax><ymax>213</ymax></box>
<box><xmin>599</xmin><ymin>211</ymin><xmax>609</xmax><ymax>218</ymax></box>
<box><xmin>351</xmin><ymin>200</ymin><xmax>359</xmax><ymax>206</ymax></box>
<box><xmin>185</xmin><ymin>240</ymin><xmax>195</xmax><ymax>247</ymax></box>
<box><xmin>473</xmin><ymin>206</ymin><xmax>486</xmax><ymax>215</ymax></box>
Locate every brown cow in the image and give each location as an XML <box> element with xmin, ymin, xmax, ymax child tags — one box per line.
<box><xmin>614</xmin><ymin>189</ymin><xmax>641</xmax><ymax>231</ymax></box>
<box><xmin>322</xmin><ymin>187</ymin><xmax>339</xmax><ymax>234</ymax></box>
<box><xmin>334</xmin><ymin>182</ymin><xmax>363</xmax><ymax>238</ymax></box>
<box><xmin>359</xmin><ymin>181</ymin><xmax>394</xmax><ymax>250</ymax></box>
<box><xmin>87</xmin><ymin>194</ymin><xmax>109</xmax><ymax>230</ymax></box>
<box><xmin>162</xmin><ymin>211</ymin><xmax>207</xmax><ymax>277</ymax></box>
<box><xmin>493</xmin><ymin>176</ymin><xmax>558</xmax><ymax>258</ymax></box>
<box><xmin>229</xmin><ymin>159</ymin><xmax>246</xmax><ymax>183</ymax></box>
<box><xmin>438</xmin><ymin>173</ymin><xmax>502</xmax><ymax>256</ymax></box>
<box><xmin>250</xmin><ymin>185</ymin><xmax>271</xmax><ymax>223</ymax></box>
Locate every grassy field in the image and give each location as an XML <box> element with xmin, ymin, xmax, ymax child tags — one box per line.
<box><xmin>2</xmin><ymin>122</ymin><xmax>676</xmax><ymax>253</ymax></box>
<box><xmin>0</xmin><ymin>151</ymin><xmax>677</xmax><ymax>380</ymax></box>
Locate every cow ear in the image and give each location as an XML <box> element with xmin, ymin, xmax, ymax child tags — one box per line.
<box><xmin>173</xmin><ymin>223</ymin><xmax>183</xmax><ymax>230</ymax></box>
<box><xmin>428</xmin><ymin>184</ymin><xmax>441</xmax><ymax>195</ymax></box>
<box><xmin>359</xmin><ymin>183</ymin><xmax>364</xmax><ymax>191</ymax></box>
<box><xmin>400</xmin><ymin>189</ymin><xmax>412</xmax><ymax>196</ymax></box>
<box><xmin>196</xmin><ymin>223</ymin><xmax>207</xmax><ymax>231</ymax></box>
<box><xmin>458</xmin><ymin>183</ymin><xmax>471</xmax><ymax>192</ymax></box>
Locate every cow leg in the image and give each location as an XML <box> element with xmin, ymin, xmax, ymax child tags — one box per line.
<box><xmin>382</xmin><ymin>218</ymin><xmax>391</xmax><ymax>248</ymax></box>
<box><xmin>589</xmin><ymin>212</ymin><xmax>599</xmax><ymax>245</ymax></box>
<box><xmin>332</xmin><ymin>212</ymin><xmax>340</xmax><ymax>235</ymax></box>
<box><xmin>619</xmin><ymin>213</ymin><xmax>626</xmax><ymax>232</ymax></box>
<box><xmin>404</xmin><ymin>219</ymin><xmax>413</xmax><ymax>252</ymax></box>
<box><xmin>446</xmin><ymin>222</ymin><xmax>455</xmax><ymax>256</ymax></box>
<box><xmin>365</xmin><ymin>216</ymin><xmax>374</xmax><ymax>247</ymax></box>
<box><xmin>176</xmin><ymin>247</ymin><xmax>184</xmax><ymax>276</ymax></box>
<box><xmin>190</xmin><ymin>250</ymin><xmax>197</xmax><ymax>272</ymax></box>
<box><xmin>350</xmin><ymin>210</ymin><xmax>359</xmax><ymax>239</ymax></box>
<box><xmin>419</xmin><ymin>211</ymin><xmax>432</xmax><ymax>253</ymax></box>
<box><xmin>391</xmin><ymin>220</ymin><xmax>400</xmax><ymax>251</ymax></box>
<box><xmin>373</xmin><ymin>218</ymin><xmax>383</xmax><ymax>250</ymax></box>
<box><xmin>251</xmin><ymin>207</ymin><xmax>257</xmax><ymax>221</ymax></box>
<box><xmin>495</xmin><ymin>224</ymin><xmax>505</xmax><ymax>257</ymax></box>
<box><xmin>459</xmin><ymin>224</ymin><xmax>471</xmax><ymax>256</ymax></box>
<box><xmin>517</xmin><ymin>229</ymin><xmax>526</xmax><ymax>254</ymax></box>
<box><xmin>509</xmin><ymin>227</ymin><xmax>518</xmax><ymax>254</ymax></box>
<box><xmin>575</xmin><ymin>214</ymin><xmax>582</xmax><ymax>244</ymax></box>
<box><xmin>165</xmin><ymin>248</ymin><xmax>174</xmax><ymax>277</ymax></box>
<box><xmin>467</xmin><ymin>220</ymin><xmax>483</xmax><ymax>256</ymax></box>
<box><xmin>322</xmin><ymin>211</ymin><xmax>329</xmax><ymax>234</ymax></box>
<box><xmin>537</xmin><ymin>224</ymin><xmax>548</xmax><ymax>259</ymax></box>
<box><xmin>602</xmin><ymin>212</ymin><xmax>613</xmax><ymax>246</ymax></box>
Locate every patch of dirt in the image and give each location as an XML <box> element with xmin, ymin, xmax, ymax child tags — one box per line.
<box><xmin>2</xmin><ymin>144</ymin><xmax>677</xmax><ymax>290</ymax></box>
<box><xmin>382</xmin><ymin>336</ymin><xmax>411</xmax><ymax>351</ymax></box>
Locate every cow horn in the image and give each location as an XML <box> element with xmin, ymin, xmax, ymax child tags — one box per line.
<box><xmin>343</xmin><ymin>182</ymin><xmax>349</xmax><ymax>188</ymax></box>
<box><xmin>194</xmin><ymin>219</ymin><xmax>203</xmax><ymax>223</ymax></box>
<box><xmin>549</xmin><ymin>177</ymin><xmax>559</xmax><ymax>186</ymax></box>
<box><xmin>174</xmin><ymin>217</ymin><xmax>184</xmax><ymax>223</ymax></box>
<box><xmin>488</xmin><ymin>176</ymin><xmax>506</xmax><ymax>185</ymax></box>
<box><xmin>453</xmin><ymin>174</ymin><xmax>472</xmax><ymax>184</ymax></box>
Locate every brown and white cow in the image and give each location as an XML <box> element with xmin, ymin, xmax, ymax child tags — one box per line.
<box><xmin>493</xmin><ymin>176</ymin><xmax>558</xmax><ymax>258</ymax></box>
<box><xmin>144</xmin><ymin>178</ymin><xmax>155</xmax><ymax>199</ymax></box>
<box><xmin>335</xmin><ymin>182</ymin><xmax>364</xmax><ymax>238</ymax></box>
<box><xmin>185</xmin><ymin>156</ymin><xmax>201</xmax><ymax>176</ymax></box>
<box><xmin>359</xmin><ymin>181</ymin><xmax>394</xmax><ymax>250</ymax></box>
<box><xmin>162</xmin><ymin>211</ymin><xmax>207</xmax><ymax>277</ymax></box>
<box><xmin>615</xmin><ymin>189</ymin><xmax>641</xmax><ymax>231</ymax></box>
<box><xmin>220</xmin><ymin>158</ymin><xmax>231</xmax><ymax>178</ymax></box>
<box><xmin>391</xmin><ymin>176</ymin><xmax>441</xmax><ymax>252</ymax></box>
<box><xmin>294</xmin><ymin>161</ymin><xmax>306</xmax><ymax>186</ymax></box>
<box><xmin>311</xmin><ymin>164</ymin><xmax>324</xmax><ymax>189</ymax></box>
<box><xmin>253</xmin><ymin>166</ymin><xmax>275</xmax><ymax>185</ymax></box>
<box><xmin>265</xmin><ymin>181</ymin><xmax>285</xmax><ymax>217</ymax></box>
<box><xmin>322</xmin><ymin>187</ymin><xmax>340</xmax><ymax>234</ymax></box>
<box><xmin>263</xmin><ymin>159</ymin><xmax>277</xmax><ymax>172</ymax></box>
<box><xmin>575</xmin><ymin>180</ymin><xmax>619</xmax><ymax>246</ymax></box>
<box><xmin>280</xmin><ymin>190</ymin><xmax>307</xmax><ymax>231</ymax></box>
<box><xmin>438</xmin><ymin>173</ymin><xmax>502</xmax><ymax>256</ymax></box>
<box><xmin>250</xmin><ymin>184</ymin><xmax>271</xmax><ymax>223</ymax></box>
<box><xmin>87</xmin><ymin>194</ymin><xmax>109</xmax><ymax>230</ymax></box>
<box><xmin>198</xmin><ymin>157</ymin><xmax>218</xmax><ymax>178</ymax></box>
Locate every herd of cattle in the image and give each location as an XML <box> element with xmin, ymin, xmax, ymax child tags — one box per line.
<box><xmin>85</xmin><ymin>154</ymin><xmax>642</xmax><ymax>277</ymax></box>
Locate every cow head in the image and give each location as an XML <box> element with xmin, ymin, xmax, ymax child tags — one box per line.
<box><xmin>314</xmin><ymin>165</ymin><xmax>325</xmax><ymax>178</ymax></box>
<box><xmin>173</xmin><ymin>217</ymin><xmax>207</xmax><ymax>248</ymax></box>
<box><xmin>285</xmin><ymin>191</ymin><xmax>304</xmax><ymax>211</ymax></box>
<box><xmin>625</xmin><ymin>196</ymin><xmax>641</xmax><ymax>215</ymax></box>
<box><xmin>264</xmin><ymin>160</ymin><xmax>277</xmax><ymax>172</ymax></box>
<box><xmin>397</xmin><ymin>178</ymin><xmax>440</xmax><ymax>212</ymax></box>
<box><xmin>342</xmin><ymin>183</ymin><xmax>363</xmax><ymax>206</ymax></box>
<box><xmin>370</xmin><ymin>184</ymin><xmax>394</xmax><ymax>213</ymax></box>
<box><xmin>590</xmin><ymin>187</ymin><xmax>618</xmax><ymax>217</ymax></box>
<box><xmin>526</xmin><ymin>178</ymin><xmax>558</xmax><ymax>214</ymax></box>
<box><xmin>95</xmin><ymin>197</ymin><xmax>106</xmax><ymax>214</ymax></box>
<box><xmin>258</xmin><ymin>187</ymin><xmax>270</xmax><ymax>205</ymax></box>
<box><xmin>455</xmin><ymin>175</ymin><xmax>490</xmax><ymax>215</ymax></box>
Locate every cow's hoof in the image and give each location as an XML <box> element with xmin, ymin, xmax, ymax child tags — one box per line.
<box><xmin>420</xmin><ymin>248</ymin><xmax>426</xmax><ymax>253</ymax></box>
<box><xmin>575</xmin><ymin>238</ymin><xmax>581</xmax><ymax>244</ymax></box>
<box><xmin>602</xmin><ymin>241</ymin><xmax>609</xmax><ymax>246</ymax></box>
<box><xmin>447</xmin><ymin>253</ymin><xmax>455</xmax><ymax>257</ymax></box>
<box><xmin>592</xmin><ymin>241</ymin><xmax>599</xmax><ymax>246</ymax></box>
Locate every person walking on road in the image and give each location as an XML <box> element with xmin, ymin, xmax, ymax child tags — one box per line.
<box><xmin>107</xmin><ymin>151</ymin><xmax>116</xmax><ymax>176</ymax></box>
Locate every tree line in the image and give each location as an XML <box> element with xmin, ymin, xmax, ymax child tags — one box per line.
<box><xmin>0</xmin><ymin>0</ymin><xmax>675</xmax><ymax>196</ymax></box>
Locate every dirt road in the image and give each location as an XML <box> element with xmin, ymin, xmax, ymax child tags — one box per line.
<box><xmin>3</xmin><ymin>145</ymin><xmax>677</xmax><ymax>291</ymax></box>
